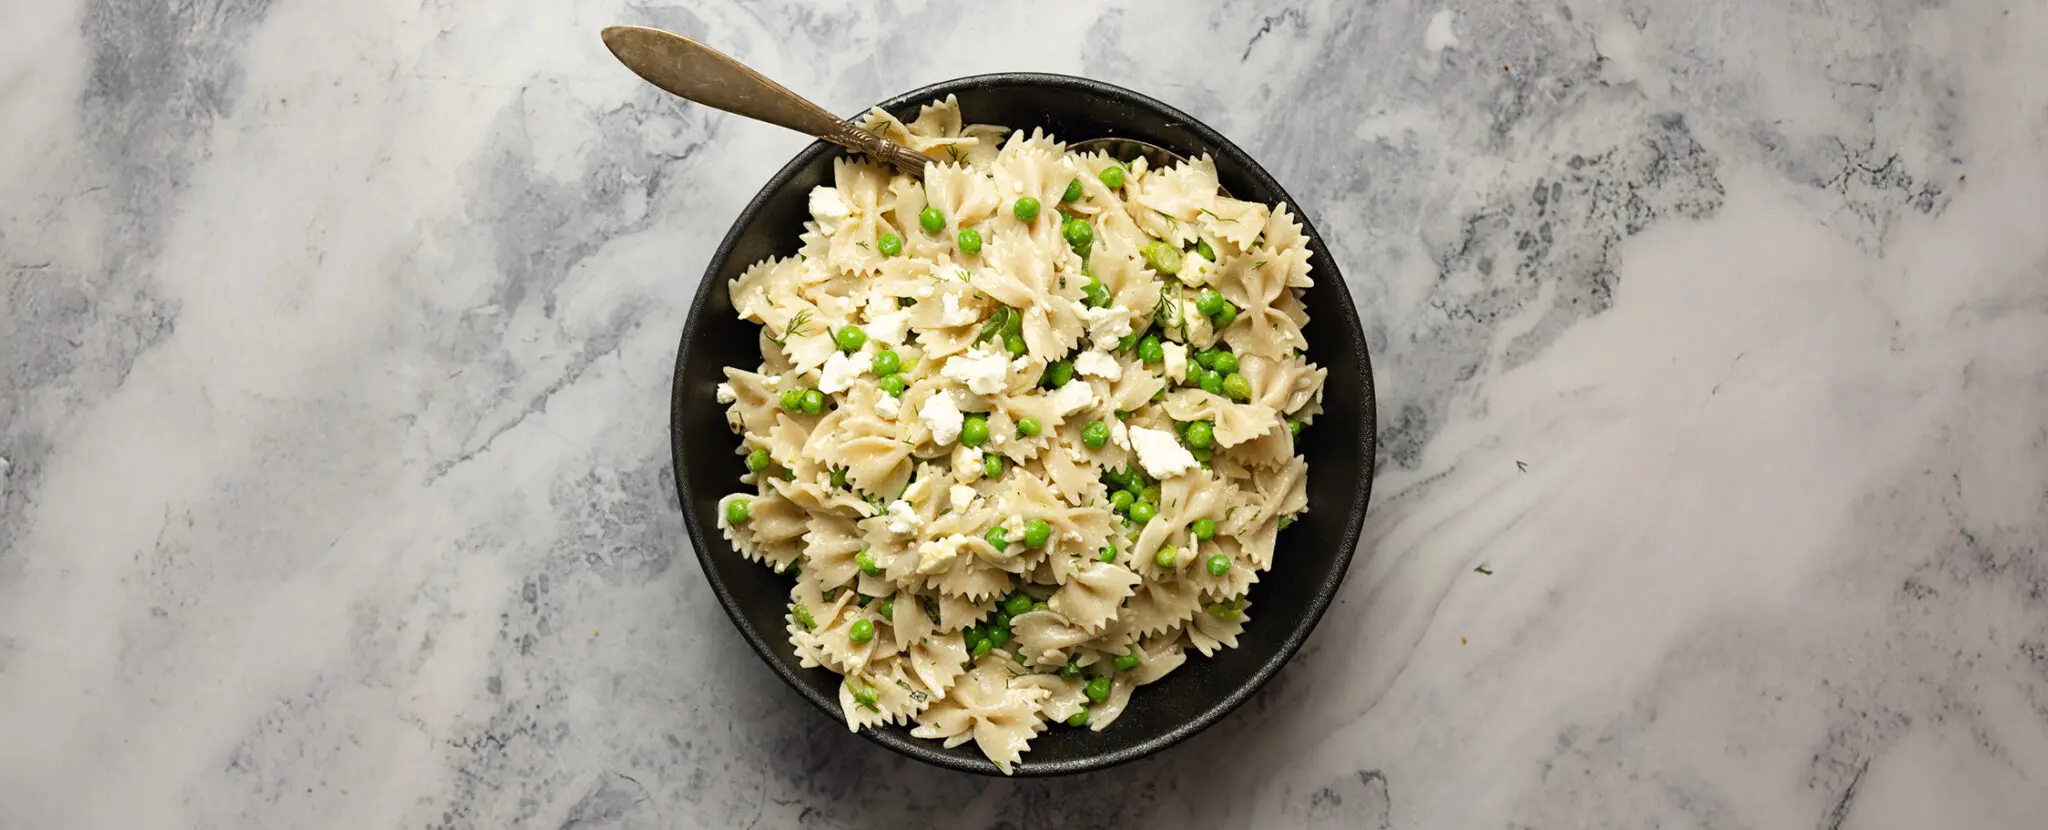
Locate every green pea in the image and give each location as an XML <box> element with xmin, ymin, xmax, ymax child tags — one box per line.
<box><xmin>961</xmin><ymin>415</ymin><xmax>989</xmax><ymax>447</ymax></box>
<box><xmin>1154</xmin><ymin>545</ymin><xmax>1180</xmax><ymax>569</ymax></box>
<box><xmin>1015</xmin><ymin>648</ymin><xmax>1030</xmax><ymax>665</ymax></box>
<box><xmin>1082</xmin><ymin>421</ymin><xmax>1110</xmax><ymax>449</ymax></box>
<box><xmin>1195</xmin><ymin>290</ymin><xmax>1226</xmax><ymax>320</ymax></box>
<box><xmin>1194</xmin><ymin>346</ymin><xmax>1222</xmax><ymax>368</ymax></box>
<box><xmin>1211</xmin><ymin>352</ymin><xmax>1240</xmax><ymax>375</ymax></box>
<box><xmin>1060</xmin><ymin>660</ymin><xmax>1083</xmax><ymax>680</ymax></box>
<box><xmin>971</xmin><ymin>638</ymin><xmax>993</xmax><ymax>659</ymax></box>
<box><xmin>957</xmin><ymin>227</ymin><xmax>983</xmax><ymax>255</ymax></box>
<box><xmin>800</xmin><ymin>388</ymin><xmax>825</xmax><ymax>415</ymax></box>
<box><xmin>984</xmin><ymin>454</ymin><xmax>1005</xmax><ymax>479</ymax></box>
<box><xmin>1013</xmin><ymin>197</ymin><xmax>1040</xmax><ymax>221</ymax></box>
<box><xmin>1031</xmin><ymin>600</ymin><xmax>1048</xmax><ymax>612</ymax></box>
<box><xmin>1191</xmin><ymin>446</ymin><xmax>1213</xmax><ymax>464</ymax></box>
<box><xmin>1195</xmin><ymin>237</ymin><xmax>1216</xmax><ymax>261</ymax></box>
<box><xmin>856</xmin><ymin>547</ymin><xmax>881</xmax><ymax>576</ymax></box>
<box><xmin>1288</xmin><ymin>418</ymin><xmax>1304</xmax><ymax>439</ymax></box>
<box><xmin>835</xmin><ymin>325</ymin><xmax>866</xmax><ymax>354</ymax></box>
<box><xmin>878</xmin><ymin>375</ymin><xmax>908</xmax><ymax>397</ymax></box>
<box><xmin>1066</xmin><ymin>710</ymin><xmax>1089</xmax><ymax>727</ymax></box>
<box><xmin>1043</xmin><ymin>360</ymin><xmax>1074</xmax><ymax>388</ymax></box>
<box><xmin>1116</xmin><ymin>331</ymin><xmax>1142</xmax><ymax>353</ymax></box>
<box><xmin>1016</xmin><ymin>416</ymin><xmax>1043</xmax><ymax>437</ymax></box>
<box><xmin>779</xmin><ymin>387</ymin><xmax>805</xmax><ymax>412</ymax></box>
<box><xmin>745</xmin><ymin>447</ymin><xmax>771</xmax><ymax>473</ymax></box>
<box><xmin>1205</xmin><ymin>553</ymin><xmax>1230</xmax><ymax>577</ymax></box>
<box><xmin>792</xmin><ymin>603</ymin><xmax>816</xmax><ymax>630</ymax></box>
<box><xmin>1140</xmin><ymin>483</ymin><xmax>1162</xmax><ymax>505</ymax></box>
<box><xmin>984</xmin><ymin>525</ymin><xmax>1008</xmax><ymax>551</ymax></box>
<box><xmin>1061</xmin><ymin>177</ymin><xmax>1083</xmax><ymax>202</ymax></box>
<box><xmin>872</xmin><ymin>349</ymin><xmax>901</xmax><ymax>376</ymax></box>
<box><xmin>1062</xmin><ymin>217</ymin><xmax>1094</xmax><ymax>249</ymax></box>
<box><xmin>1099</xmin><ymin>546</ymin><xmax>1117</xmax><ymax>563</ymax></box>
<box><xmin>919</xmin><ymin>206</ymin><xmax>945</xmax><ymax>233</ymax></box>
<box><xmin>783</xmin><ymin>468</ymin><xmax>797</xmax><ymax>480</ymax></box>
<box><xmin>1023</xmin><ymin>519</ymin><xmax>1052</xmax><ymax>548</ymax></box>
<box><xmin>1110</xmin><ymin>489</ymin><xmax>1134</xmax><ymax>514</ymax></box>
<box><xmin>985</xmin><ymin>623</ymin><xmax>1011</xmax><ymax>647</ymax></box>
<box><xmin>1001</xmin><ymin>307</ymin><xmax>1024</xmax><ymax>337</ymax></box>
<box><xmin>1003</xmin><ymin>333</ymin><xmax>1027</xmax><ymax>356</ymax></box>
<box><xmin>1208</xmin><ymin>601</ymin><xmax>1242</xmax><ymax>621</ymax></box>
<box><xmin>1184</xmin><ymin>420</ymin><xmax>1214</xmax><ymax>450</ymax></box>
<box><xmin>1082</xmin><ymin>278</ymin><xmax>1112</xmax><ymax>308</ymax></box>
<box><xmin>1221</xmin><ymin>372</ymin><xmax>1252</xmax><ymax>401</ymax></box>
<box><xmin>878</xmin><ymin>232</ymin><xmax>903</xmax><ymax>257</ymax></box>
<box><xmin>1137</xmin><ymin>335</ymin><xmax>1164</xmax><ymax>364</ymax></box>
<box><xmin>724</xmin><ymin>498</ymin><xmax>750</xmax><ymax>526</ymax></box>
<box><xmin>852</xmin><ymin>682</ymin><xmax>879</xmax><ymax>707</ymax></box>
<box><xmin>1199</xmin><ymin>370</ymin><xmax>1225</xmax><ymax>395</ymax></box>
<box><xmin>1099</xmin><ymin>165</ymin><xmax>1126</xmax><ymax>190</ymax></box>
<box><xmin>1129</xmin><ymin>501</ymin><xmax>1157</xmax><ymax>524</ymax></box>
<box><xmin>1084</xmin><ymin>675</ymin><xmax>1112</xmax><ymax>703</ymax></box>
<box><xmin>1142</xmin><ymin>240</ymin><xmax>1182</xmax><ymax>275</ymax></box>
<box><xmin>1003</xmin><ymin>593</ymin><xmax>1034</xmax><ymax>617</ymax></box>
<box><xmin>1114</xmin><ymin>652</ymin><xmax>1141</xmax><ymax>672</ymax></box>
<box><xmin>880</xmin><ymin>596</ymin><xmax>895</xmax><ymax>621</ymax></box>
<box><xmin>1192</xmin><ymin>518</ymin><xmax>1217</xmax><ymax>541</ymax></box>
<box><xmin>849</xmin><ymin>619</ymin><xmax>875</xmax><ymax>644</ymax></box>
<box><xmin>1212</xmin><ymin>302</ymin><xmax>1238</xmax><ymax>329</ymax></box>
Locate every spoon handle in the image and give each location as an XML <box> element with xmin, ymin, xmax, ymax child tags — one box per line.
<box><xmin>600</xmin><ymin>26</ymin><xmax>929</xmax><ymax>178</ymax></box>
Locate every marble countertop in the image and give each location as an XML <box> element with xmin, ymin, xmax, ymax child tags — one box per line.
<box><xmin>5</xmin><ymin>0</ymin><xmax>2047</xmax><ymax>827</ymax></box>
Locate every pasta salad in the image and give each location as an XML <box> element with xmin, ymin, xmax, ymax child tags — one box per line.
<box><xmin>712</xmin><ymin>96</ymin><xmax>1322</xmax><ymax>773</ymax></box>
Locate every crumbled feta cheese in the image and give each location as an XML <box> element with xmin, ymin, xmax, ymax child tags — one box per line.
<box><xmin>941</xmin><ymin>293</ymin><xmax>976</xmax><ymax>326</ymax></box>
<box><xmin>919</xmin><ymin>392</ymin><xmax>964</xmax><ymax>445</ymax></box>
<box><xmin>1180</xmin><ymin>301</ymin><xmax>1214</xmax><ymax>345</ymax></box>
<box><xmin>949</xmin><ymin>484</ymin><xmax>979</xmax><ymax>510</ymax></box>
<box><xmin>715</xmin><ymin>382</ymin><xmax>737</xmax><ymax>404</ymax></box>
<box><xmin>819</xmin><ymin>349</ymin><xmax>866</xmax><ymax>395</ymax></box>
<box><xmin>1110</xmin><ymin>419</ymin><xmax>1131</xmax><ymax>449</ymax></box>
<box><xmin>1049</xmin><ymin>380</ymin><xmax>1095</xmax><ymax>416</ymax></box>
<box><xmin>1162</xmin><ymin>342</ymin><xmax>1189</xmax><ymax>383</ymax></box>
<box><xmin>807</xmin><ymin>186</ymin><xmax>853</xmax><ymax>234</ymax></box>
<box><xmin>941</xmin><ymin>344</ymin><xmax>1011</xmax><ymax>395</ymax></box>
<box><xmin>885</xmin><ymin>500</ymin><xmax>920</xmax><ymax>535</ymax></box>
<box><xmin>1073</xmin><ymin>351</ymin><xmax>1122</xmax><ymax>381</ymax></box>
<box><xmin>1130</xmin><ymin>426</ymin><xmax>1199</xmax><ymax>478</ymax></box>
<box><xmin>866</xmin><ymin>310</ymin><xmax>912</xmax><ymax>345</ymax></box>
<box><xmin>955</xmin><ymin>444</ymin><xmax>984</xmax><ymax>473</ymax></box>
<box><xmin>1081</xmin><ymin>305</ymin><xmax>1133</xmax><ymax>350</ymax></box>
<box><xmin>876</xmin><ymin>393</ymin><xmax>901</xmax><ymax>418</ymax></box>
<box><xmin>916</xmin><ymin>534</ymin><xmax>969</xmax><ymax>575</ymax></box>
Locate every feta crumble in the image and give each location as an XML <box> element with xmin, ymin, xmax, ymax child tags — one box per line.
<box><xmin>807</xmin><ymin>186</ymin><xmax>853</xmax><ymax>235</ymax></box>
<box><xmin>919</xmin><ymin>392</ymin><xmax>964</xmax><ymax>445</ymax></box>
<box><xmin>1162</xmin><ymin>342</ymin><xmax>1189</xmax><ymax>384</ymax></box>
<box><xmin>1073</xmin><ymin>351</ymin><xmax>1122</xmax><ymax>381</ymax></box>
<box><xmin>941</xmin><ymin>344</ymin><xmax>1011</xmax><ymax>395</ymax></box>
<box><xmin>819</xmin><ymin>349</ymin><xmax>867</xmax><ymax>395</ymax></box>
<box><xmin>1129</xmin><ymin>426</ymin><xmax>1198</xmax><ymax>478</ymax></box>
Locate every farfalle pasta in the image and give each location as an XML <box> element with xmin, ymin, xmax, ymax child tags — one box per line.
<box><xmin>712</xmin><ymin>96</ymin><xmax>1322</xmax><ymax>773</ymax></box>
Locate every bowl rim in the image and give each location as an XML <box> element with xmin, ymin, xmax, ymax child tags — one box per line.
<box><xmin>672</xmin><ymin>71</ymin><xmax>1376</xmax><ymax>776</ymax></box>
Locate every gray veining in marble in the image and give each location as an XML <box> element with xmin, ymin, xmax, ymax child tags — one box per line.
<box><xmin>4</xmin><ymin>0</ymin><xmax>2046</xmax><ymax>827</ymax></box>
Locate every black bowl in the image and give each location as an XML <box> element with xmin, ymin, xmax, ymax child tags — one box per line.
<box><xmin>671</xmin><ymin>73</ymin><xmax>1376</xmax><ymax>776</ymax></box>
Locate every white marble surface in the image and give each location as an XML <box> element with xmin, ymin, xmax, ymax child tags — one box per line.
<box><xmin>4</xmin><ymin>0</ymin><xmax>2047</xmax><ymax>826</ymax></box>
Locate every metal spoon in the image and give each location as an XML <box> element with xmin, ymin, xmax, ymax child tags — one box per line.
<box><xmin>601</xmin><ymin>26</ymin><xmax>1196</xmax><ymax>180</ymax></box>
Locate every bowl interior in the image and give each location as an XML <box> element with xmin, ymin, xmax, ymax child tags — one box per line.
<box><xmin>672</xmin><ymin>73</ymin><xmax>1376</xmax><ymax>776</ymax></box>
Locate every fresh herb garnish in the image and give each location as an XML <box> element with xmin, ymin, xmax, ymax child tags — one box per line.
<box><xmin>1475</xmin><ymin>565</ymin><xmax>1494</xmax><ymax>575</ymax></box>
<box><xmin>769</xmin><ymin>309</ymin><xmax>815</xmax><ymax>346</ymax></box>
<box><xmin>1515</xmin><ymin>460</ymin><xmax>1529</xmax><ymax>473</ymax></box>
